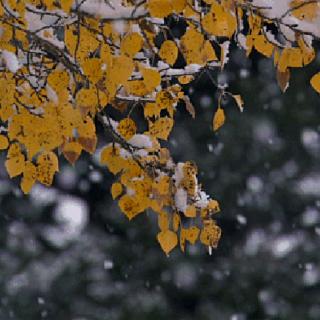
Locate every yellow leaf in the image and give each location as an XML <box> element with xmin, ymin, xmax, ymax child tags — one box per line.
<box><xmin>310</xmin><ymin>72</ymin><xmax>320</xmax><ymax>94</ymax></box>
<box><xmin>144</xmin><ymin>102</ymin><xmax>160</xmax><ymax>118</ymax></box>
<box><xmin>118</xmin><ymin>118</ymin><xmax>137</xmax><ymax>140</ymax></box>
<box><xmin>47</xmin><ymin>70</ymin><xmax>69</xmax><ymax>93</ymax></box>
<box><xmin>185</xmin><ymin>205</ymin><xmax>197</xmax><ymax>218</ymax></box>
<box><xmin>203</xmin><ymin>40</ymin><xmax>218</xmax><ymax>62</ymax></box>
<box><xmin>5</xmin><ymin>143</ymin><xmax>25</xmax><ymax>178</ymax></box>
<box><xmin>81</xmin><ymin>58</ymin><xmax>104</xmax><ymax>84</ymax></box>
<box><xmin>290</xmin><ymin>0</ymin><xmax>320</xmax><ymax>21</ymax></box>
<box><xmin>111</xmin><ymin>182</ymin><xmax>123</xmax><ymax>200</ymax></box>
<box><xmin>180</xmin><ymin>27</ymin><xmax>206</xmax><ymax>65</ymax></box>
<box><xmin>207</xmin><ymin>199</ymin><xmax>220</xmax><ymax>213</ymax></box>
<box><xmin>141</xmin><ymin>67</ymin><xmax>161</xmax><ymax>93</ymax></box>
<box><xmin>149</xmin><ymin>117</ymin><xmax>174</xmax><ymax>140</ymax></box>
<box><xmin>254</xmin><ymin>35</ymin><xmax>274</xmax><ymax>58</ymax></box>
<box><xmin>0</xmin><ymin>134</ymin><xmax>9</xmax><ymax>150</ymax></box>
<box><xmin>154</xmin><ymin>175</ymin><xmax>170</xmax><ymax>195</ymax></box>
<box><xmin>173</xmin><ymin>212</ymin><xmax>180</xmax><ymax>232</ymax></box>
<box><xmin>278</xmin><ymin>48</ymin><xmax>304</xmax><ymax>72</ymax></box>
<box><xmin>100</xmin><ymin>145</ymin><xmax>126</xmax><ymax>174</ymax></box>
<box><xmin>61</xmin><ymin>0</ymin><xmax>73</xmax><ymax>12</ymax></box>
<box><xmin>157</xmin><ymin>229</ymin><xmax>178</xmax><ymax>255</ymax></box>
<box><xmin>297</xmin><ymin>36</ymin><xmax>315</xmax><ymax>66</ymax></box>
<box><xmin>76</xmin><ymin>88</ymin><xmax>99</xmax><ymax>115</ymax></box>
<box><xmin>77</xmin><ymin>117</ymin><xmax>97</xmax><ymax>154</ymax></box>
<box><xmin>36</xmin><ymin>152</ymin><xmax>59</xmax><ymax>186</ymax></box>
<box><xmin>178</xmin><ymin>75</ymin><xmax>194</xmax><ymax>85</ymax></box>
<box><xmin>202</xmin><ymin>3</ymin><xmax>237</xmax><ymax>38</ymax></box>
<box><xmin>62</xmin><ymin>141</ymin><xmax>82</xmax><ymax>165</ymax></box>
<box><xmin>21</xmin><ymin>161</ymin><xmax>37</xmax><ymax>194</ymax></box>
<box><xmin>118</xmin><ymin>194</ymin><xmax>145</xmax><ymax>220</ymax></box>
<box><xmin>121</xmin><ymin>33</ymin><xmax>144</xmax><ymax>57</ymax></box>
<box><xmin>172</xmin><ymin>0</ymin><xmax>187</xmax><ymax>12</ymax></box>
<box><xmin>105</xmin><ymin>55</ymin><xmax>134</xmax><ymax>98</ymax></box>
<box><xmin>125</xmin><ymin>80</ymin><xmax>148</xmax><ymax>96</ymax></box>
<box><xmin>148</xmin><ymin>0</ymin><xmax>172</xmax><ymax>18</ymax></box>
<box><xmin>213</xmin><ymin>108</ymin><xmax>225</xmax><ymax>131</ymax></box>
<box><xmin>0</xmin><ymin>73</ymin><xmax>16</xmax><ymax>121</ymax></box>
<box><xmin>184</xmin><ymin>226</ymin><xmax>200</xmax><ymax>244</ymax></box>
<box><xmin>158</xmin><ymin>211</ymin><xmax>169</xmax><ymax>231</ymax></box>
<box><xmin>159</xmin><ymin>40</ymin><xmax>178</xmax><ymax>66</ymax></box>
<box><xmin>156</xmin><ymin>90</ymin><xmax>174</xmax><ymax>110</ymax></box>
<box><xmin>277</xmin><ymin>69</ymin><xmax>291</xmax><ymax>93</ymax></box>
<box><xmin>232</xmin><ymin>94</ymin><xmax>244</xmax><ymax>112</ymax></box>
<box><xmin>200</xmin><ymin>222</ymin><xmax>221</xmax><ymax>248</ymax></box>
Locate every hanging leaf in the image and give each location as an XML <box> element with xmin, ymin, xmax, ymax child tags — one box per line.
<box><xmin>157</xmin><ymin>229</ymin><xmax>178</xmax><ymax>255</ymax></box>
<box><xmin>213</xmin><ymin>108</ymin><xmax>225</xmax><ymax>131</ymax></box>
<box><xmin>182</xmin><ymin>96</ymin><xmax>196</xmax><ymax>118</ymax></box>
<box><xmin>310</xmin><ymin>72</ymin><xmax>320</xmax><ymax>94</ymax></box>
<box><xmin>232</xmin><ymin>94</ymin><xmax>244</xmax><ymax>112</ymax></box>
<box><xmin>277</xmin><ymin>69</ymin><xmax>291</xmax><ymax>93</ymax></box>
<box><xmin>118</xmin><ymin>118</ymin><xmax>137</xmax><ymax>140</ymax></box>
<box><xmin>111</xmin><ymin>182</ymin><xmax>123</xmax><ymax>200</ymax></box>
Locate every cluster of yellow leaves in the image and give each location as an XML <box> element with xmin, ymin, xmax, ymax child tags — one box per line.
<box><xmin>100</xmin><ymin>142</ymin><xmax>221</xmax><ymax>255</ymax></box>
<box><xmin>244</xmin><ymin>10</ymin><xmax>318</xmax><ymax>95</ymax></box>
<box><xmin>0</xmin><ymin>0</ymin><xmax>320</xmax><ymax>255</ymax></box>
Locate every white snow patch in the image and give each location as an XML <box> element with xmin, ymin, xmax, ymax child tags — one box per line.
<box><xmin>173</xmin><ymin>163</ymin><xmax>185</xmax><ymax>186</ymax></box>
<box><xmin>128</xmin><ymin>134</ymin><xmax>153</xmax><ymax>149</ymax></box>
<box><xmin>175</xmin><ymin>188</ymin><xmax>187</xmax><ymax>213</ymax></box>
<box><xmin>2</xmin><ymin>50</ymin><xmax>20</xmax><ymax>73</ymax></box>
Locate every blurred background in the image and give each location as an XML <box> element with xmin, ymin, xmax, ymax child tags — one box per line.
<box><xmin>0</xmin><ymin>48</ymin><xmax>320</xmax><ymax>320</ymax></box>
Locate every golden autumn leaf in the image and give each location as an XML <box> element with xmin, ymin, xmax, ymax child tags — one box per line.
<box><xmin>184</xmin><ymin>226</ymin><xmax>200</xmax><ymax>244</ymax></box>
<box><xmin>253</xmin><ymin>35</ymin><xmax>274</xmax><ymax>58</ymax></box>
<box><xmin>290</xmin><ymin>0</ymin><xmax>320</xmax><ymax>21</ymax></box>
<box><xmin>178</xmin><ymin>75</ymin><xmax>194</xmax><ymax>85</ymax></box>
<box><xmin>20</xmin><ymin>161</ymin><xmax>37</xmax><ymax>194</ymax></box>
<box><xmin>111</xmin><ymin>182</ymin><xmax>123</xmax><ymax>200</ymax></box>
<box><xmin>100</xmin><ymin>145</ymin><xmax>126</xmax><ymax>175</ymax></box>
<box><xmin>5</xmin><ymin>143</ymin><xmax>25</xmax><ymax>178</ymax></box>
<box><xmin>149</xmin><ymin>117</ymin><xmax>174</xmax><ymax>140</ymax></box>
<box><xmin>62</xmin><ymin>141</ymin><xmax>82</xmax><ymax>165</ymax></box>
<box><xmin>148</xmin><ymin>0</ymin><xmax>173</xmax><ymax>18</ymax></box>
<box><xmin>213</xmin><ymin>108</ymin><xmax>225</xmax><ymax>131</ymax></box>
<box><xmin>121</xmin><ymin>33</ymin><xmax>144</xmax><ymax>57</ymax></box>
<box><xmin>0</xmin><ymin>134</ymin><xmax>9</xmax><ymax>150</ymax></box>
<box><xmin>118</xmin><ymin>194</ymin><xmax>146</xmax><ymax>220</ymax></box>
<box><xmin>118</xmin><ymin>118</ymin><xmax>137</xmax><ymax>140</ymax></box>
<box><xmin>202</xmin><ymin>3</ymin><xmax>237</xmax><ymax>38</ymax></box>
<box><xmin>158</xmin><ymin>211</ymin><xmax>169</xmax><ymax>231</ymax></box>
<box><xmin>172</xmin><ymin>0</ymin><xmax>187</xmax><ymax>12</ymax></box>
<box><xmin>232</xmin><ymin>94</ymin><xmax>244</xmax><ymax>112</ymax></box>
<box><xmin>200</xmin><ymin>222</ymin><xmax>222</xmax><ymax>248</ymax></box>
<box><xmin>157</xmin><ymin>229</ymin><xmax>178</xmax><ymax>255</ymax></box>
<box><xmin>277</xmin><ymin>69</ymin><xmax>291</xmax><ymax>93</ymax></box>
<box><xmin>310</xmin><ymin>72</ymin><xmax>320</xmax><ymax>94</ymax></box>
<box><xmin>173</xmin><ymin>213</ymin><xmax>180</xmax><ymax>232</ymax></box>
<box><xmin>36</xmin><ymin>152</ymin><xmax>59</xmax><ymax>186</ymax></box>
<box><xmin>159</xmin><ymin>40</ymin><xmax>178</xmax><ymax>66</ymax></box>
<box><xmin>181</xmin><ymin>96</ymin><xmax>196</xmax><ymax>118</ymax></box>
<box><xmin>77</xmin><ymin>117</ymin><xmax>97</xmax><ymax>154</ymax></box>
<box><xmin>185</xmin><ymin>205</ymin><xmax>197</xmax><ymax>218</ymax></box>
<box><xmin>141</xmin><ymin>67</ymin><xmax>161</xmax><ymax>93</ymax></box>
